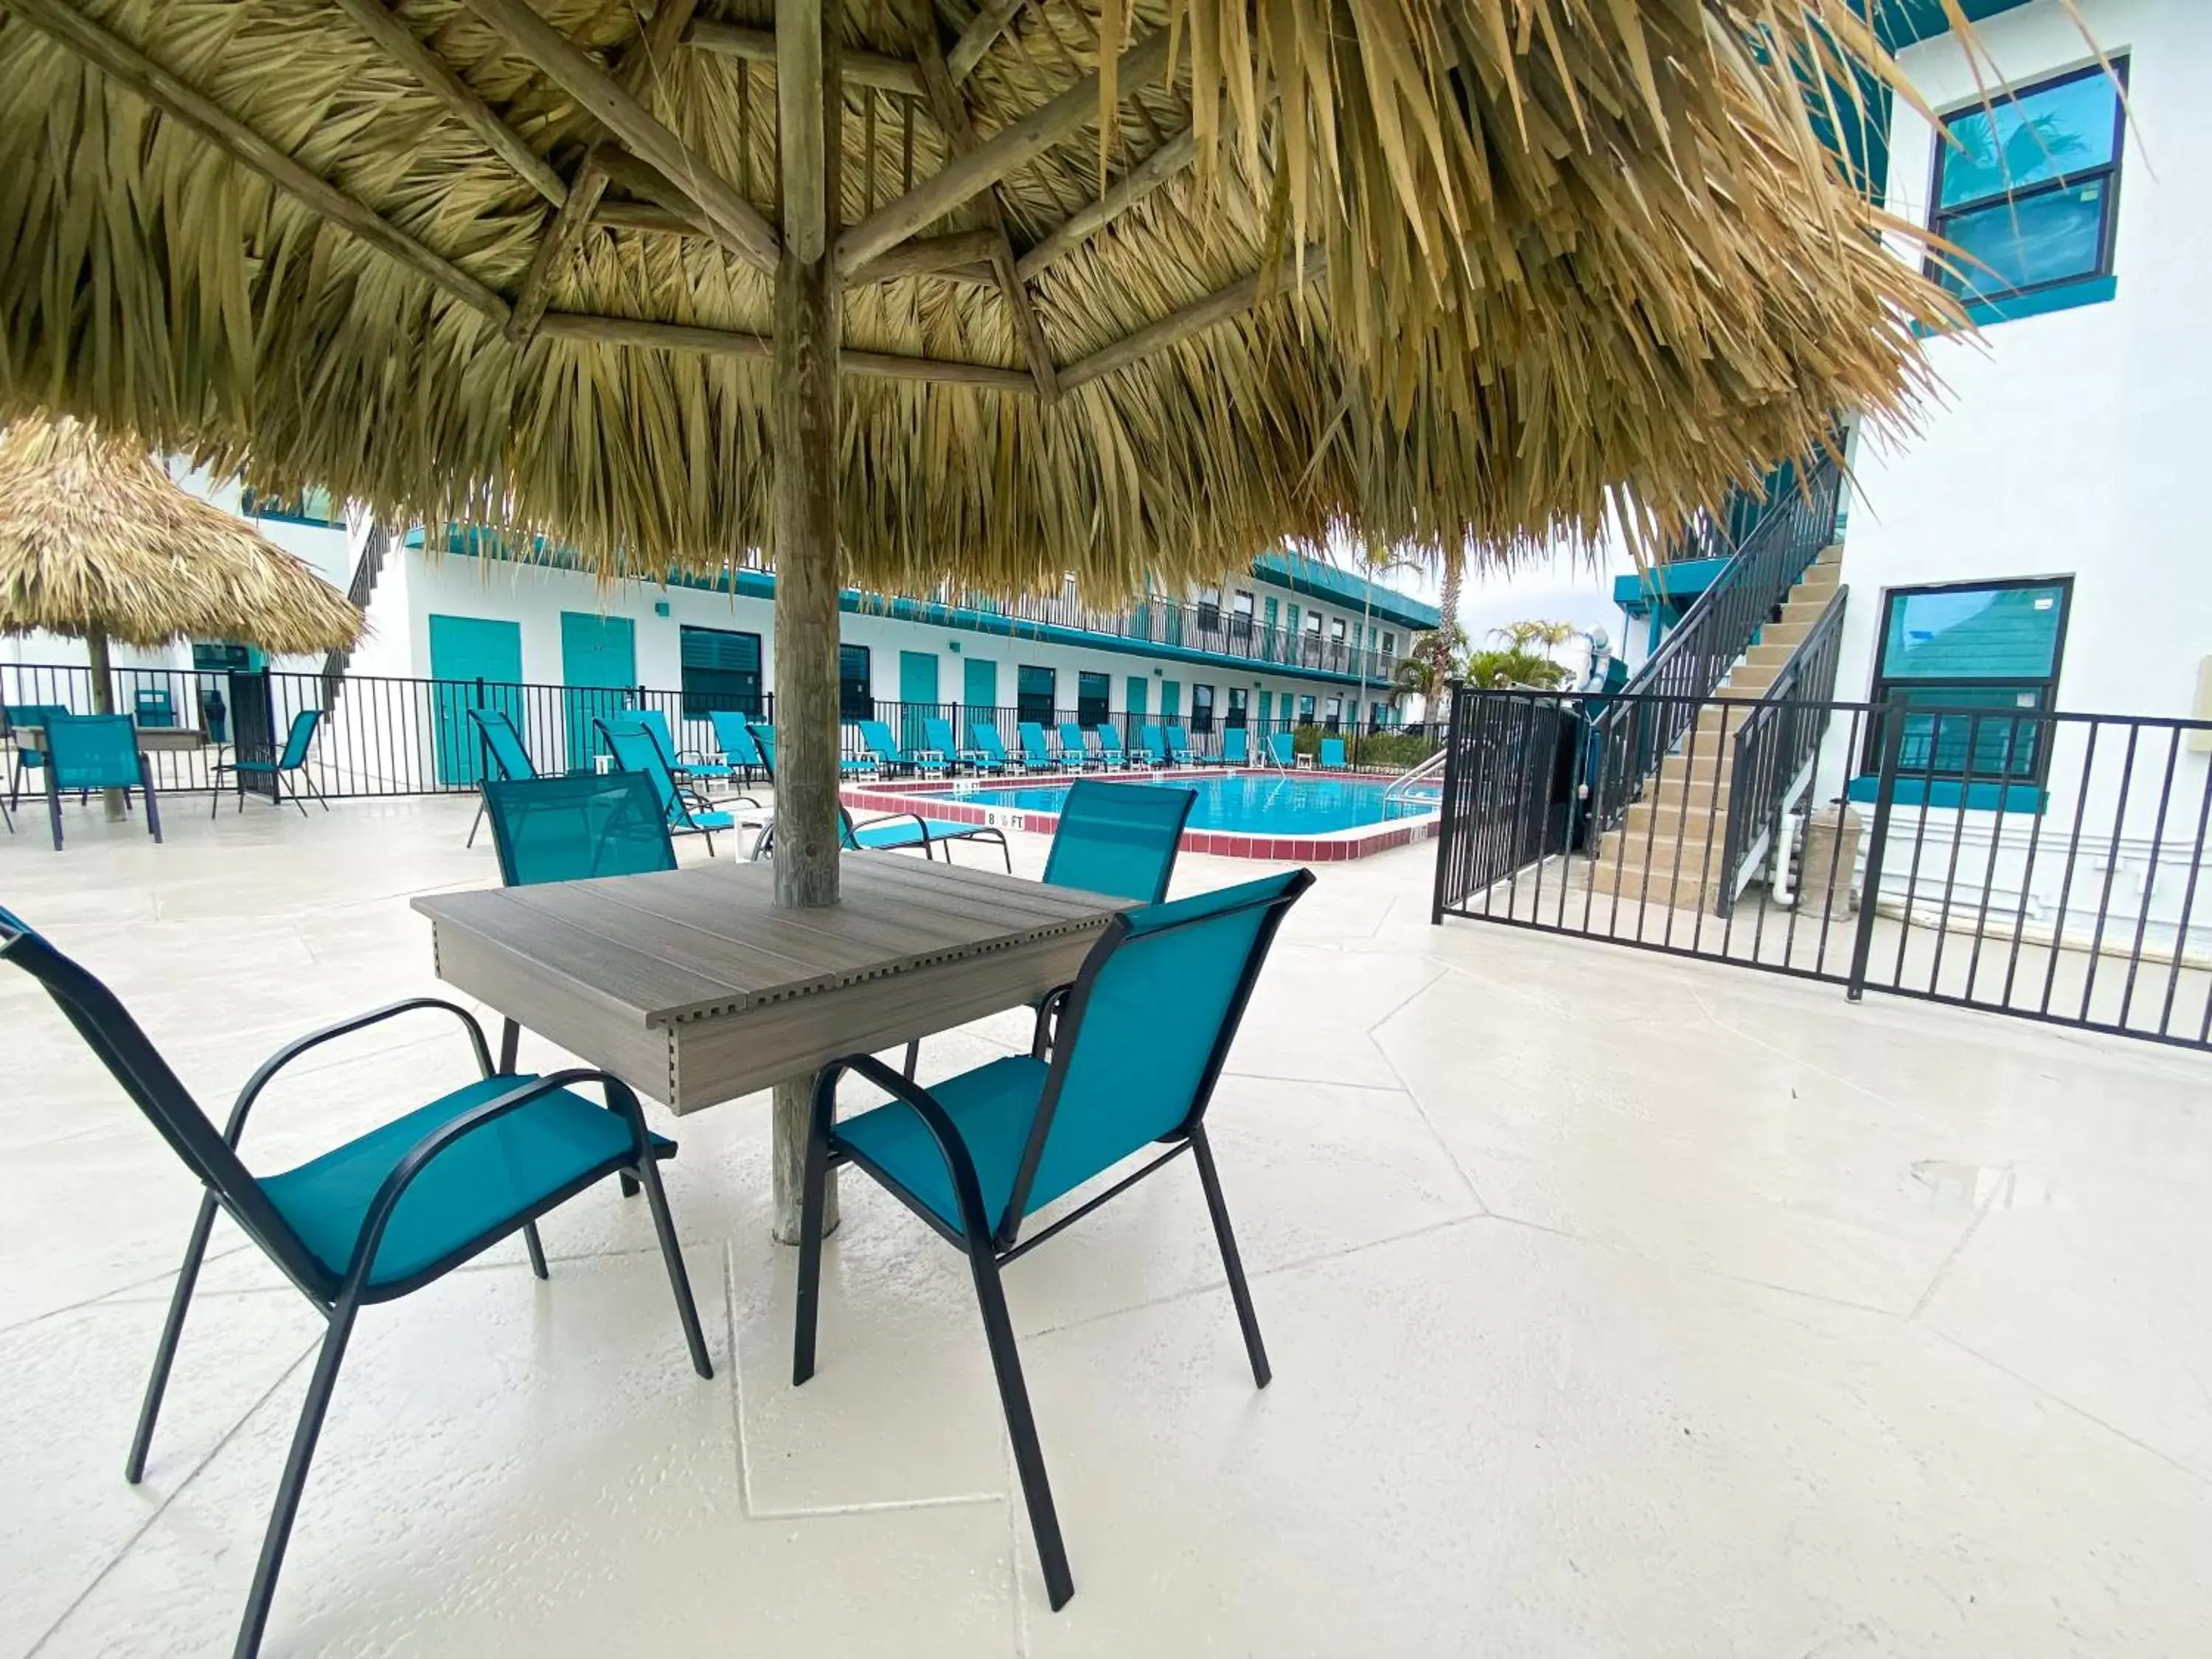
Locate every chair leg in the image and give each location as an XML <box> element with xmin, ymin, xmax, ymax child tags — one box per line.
<box><xmin>143</xmin><ymin>778</ymin><xmax>162</xmax><ymax>845</ymax></box>
<box><xmin>233</xmin><ymin>1298</ymin><xmax>358</xmax><ymax>1659</ymax></box>
<box><xmin>901</xmin><ymin>1039</ymin><xmax>919</xmax><ymax>1080</ymax></box>
<box><xmin>968</xmin><ymin>1246</ymin><xmax>1074</xmax><ymax>1610</ymax></box>
<box><xmin>791</xmin><ymin>1078</ymin><xmax>834</xmax><ymax>1385</ymax></box>
<box><xmin>521</xmin><ymin>1221</ymin><xmax>550</xmax><ymax>1280</ymax></box>
<box><xmin>635</xmin><ymin>1151</ymin><xmax>713</xmax><ymax>1380</ymax></box>
<box><xmin>306</xmin><ymin>771</ymin><xmax>329</xmax><ymax>813</ymax></box>
<box><xmin>209</xmin><ymin>771</ymin><xmax>222</xmax><ymax>818</ymax></box>
<box><xmin>285</xmin><ymin>773</ymin><xmax>309</xmax><ymax>820</ymax></box>
<box><xmin>126</xmin><ymin>1191</ymin><xmax>219</xmax><ymax>1482</ymax></box>
<box><xmin>1189</xmin><ymin>1126</ymin><xmax>1270</xmax><ymax>1388</ymax></box>
<box><xmin>465</xmin><ymin>797</ymin><xmax>485</xmax><ymax>848</ymax></box>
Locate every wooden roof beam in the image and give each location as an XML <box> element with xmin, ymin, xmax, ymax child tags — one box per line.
<box><xmin>461</xmin><ymin>0</ymin><xmax>779</xmax><ymax>270</ymax></box>
<box><xmin>685</xmin><ymin>20</ymin><xmax>921</xmax><ymax>97</ymax></box>
<box><xmin>1060</xmin><ymin>245</ymin><xmax>1327</xmax><ymax>392</ymax></box>
<box><xmin>1015</xmin><ymin>122</ymin><xmax>1194</xmax><ymax>281</ymax></box>
<box><xmin>835</xmin><ymin>29</ymin><xmax>1171</xmax><ymax>275</ymax></box>
<box><xmin>7</xmin><ymin>0</ymin><xmax>509</xmax><ymax>325</ymax></box>
<box><xmin>947</xmin><ymin>0</ymin><xmax>1026</xmax><ymax>83</ymax></box>
<box><xmin>330</xmin><ymin>0</ymin><xmax>566</xmax><ymax>206</ymax></box>
<box><xmin>844</xmin><ymin>228</ymin><xmax>1001</xmax><ymax>284</ymax></box>
<box><xmin>595</xmin><ymin>147</ymin><xmax>716</xmax><ymax>238</ymax></box>
<box><xmin>535</xmin><ymin>314</ymin><xmax>1036</xmax><ymax>392</ymax></box>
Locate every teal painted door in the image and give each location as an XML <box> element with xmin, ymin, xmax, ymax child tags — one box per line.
<box><xmin>1161</xmin><ymin>679</ymin><xmax>1181</xmax><ymax>719</ymax></box>
<box><xmin>897</xmin><ymin>650</ymin><xmax>939</xmax><ymax>750</ymax></box>
<box><xmin>427</xmin><ymin>614</ymin><xmax>523</xmax><ymax>786</ymax></box>
<box><xmin>1258</xmin><ymin>689</ymin><xmax>1274</xmax><ymax>728</ymax></box>
<box><xmin>560</xmin><ymin>611</ymin><xmax>636</xmax><ymax>770</ymax></box>
<box><xmin>1124</xmin><ymin>675</ymin><xmax>1147</xmax><ymax>722</ymax></box>
<box><xmin>964</xmin><ymin>658</ymin><xmax>998</xmax><ymax>736</ymax></box>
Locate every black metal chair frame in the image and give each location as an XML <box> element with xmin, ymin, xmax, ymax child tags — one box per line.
<box><xmin>0</xmin><ymin>919</ymin><xmax>712</xmax><ymax>1659</ymax></box>
<box><xmin>750</xmin><ymin>804</ymin><xmax>1012</xmax><ymax>872</ymax></box>
<box><xmin>793</xmin><ymin>870</ymin><xmax>1313</xmax><ymax>1612</ymax></box>
<box><xmin>211</xmin><ymin>709</ymin><xmax>329</xmax><ymax>819</ymax></box>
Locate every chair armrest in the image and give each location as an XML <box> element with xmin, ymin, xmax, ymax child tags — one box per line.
<box><xmin>818</xmin><ymin>1054</ymin><xmax>1000</xmax><ymax>1245</ymax></box>
<box><xmin>1031</xmin><ymin>984</ymin><xmax>1074</xmax><ymax>1060</ymax></box>
<box><xmin>228</xmin><ymin>998</ymin><xmax>493</xmax><ymax>1146</ymax></box>
<box><xmin>344</xmin><ymin>1068</ymin><xmax>651</xmax><ymax>1293</ymax></box>
<box><xmin>850</xmin><ymin>809</ymin><xmax>934</xmax><ymax>845</ymax></box>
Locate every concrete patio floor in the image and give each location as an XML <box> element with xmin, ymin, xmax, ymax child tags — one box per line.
<box><xmin>3</xmin><ymin>793</ymin><xmax>2211</xmax><ymax>1657</ymax></box>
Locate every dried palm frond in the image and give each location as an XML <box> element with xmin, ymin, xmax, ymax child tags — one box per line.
<box><xmin>0</xmin><ymin>414</ymin><xmax>365</xmax><ymax>652</ymax></box>
<box><xmin>0</xmin><ymin>1</ymin><xmax>1973</xmax><ymax>596</ymax></box>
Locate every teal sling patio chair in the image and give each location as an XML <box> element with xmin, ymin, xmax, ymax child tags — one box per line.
<box><xmin>1166</xmin><ymin>724</ymin><xmax>1197</xmax><ymax>765</ymax></box>
<box><xmin>1138</xmin><ymin>723</ymin><xmax>1170</xmax><ymax>767</ymax></box>
<box><xmin>967</xmin><ymin>720</ymin><xmax>1017</xmax><ymax>771</ymax></box>
<box><xmin>41</xmin><ymin>713</ymin><xmax>161</xmax><ymax>850</ymax></box>
<box><xmin>709</xmin><ymin>710</ymin><xmax>771</xmax><ymax>785</ymax></box>
<box><xmin>464</xmin><ymin>705</ymin><xmax>539</xmax><ymax>848</ymax></box>
<box><xmin>0</xmin><ymin>905</ymin><xmax>711</xmax><ymax>1659</ymax></box>
<box><xmin>1197</xmin><ymin>728</ymin><xmax>1248</xmax><ymax>768</ymax></box>
<box><xmin>602</xmin><ymin>709</ymin><xmax>757</xmax><ymax>807</ymax></box>
<box><xmin>859</xmin><ymin>717</ymin><xmax>945</xmax><ymax>776</ymax></box>
<box><xmin>7</xmin><ymin>701</ymin><xmax>76</xmax><ymax>807</ymax></box>
<box><xmin>212</xmin><ymin>707</ymin><xmax>327</xmax><ymax>818</ymax></box>
<box><xmin>1018</xmin><ymin>721</ymin><xmax>1057</xmax><ymax>770</ymax></box>
<box><xmin>745</xmin><ymin>719</ymin><xmax>779</xmax><ymax>779</ymax></box>
<box><xmin>598</xmin><ymin>718</ymin><xmax>740</xmax><ymax>855</ymax></box>
<box><xmin>631</xmin><ymin>706</ymin><xmax>737</xmax><ymax>790</ymax></box>
<box><xmin>1265</xmin><ymin>731</ymin><xmax>1297</xmax><ymax>768</ymax></box>
<box><xmin>795</xmin><ymin>867</ymin><xmax>1315</xmax><ymax>1612</ymax></box>
<box><xmin>1091</xmin><ymin>725</ymin><xmax>1133</xmax><ymax>769</ymax></box>
<box><xmin>896</xmin><ymin>777</ymin><xmax>1197</xmax><ymax>1079</ymax></box>
<box><xmin>1055</xmin><ymin>722</ymin><xmax>1102</xmax><ymax>768</ymax></box>
<box><xmin>922</xmin><ymin>716</ymin><xmax>972</xmax><ymax>773</ymax></box>
<box><xmin>751</xmin><ymin>801</ymin><xmax>1013</xmax><ymax>872</ymax></box>
<box><xmin>1318</xmin><ymin>737</ymin><xmax>1349</xmax><ymax>771</ymax></box>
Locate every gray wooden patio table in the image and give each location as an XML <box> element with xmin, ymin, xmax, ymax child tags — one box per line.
<box><xmin>411</xmin><ymin>854</ymin><xmax>1133</xmax><ymax>1113</ymax></box>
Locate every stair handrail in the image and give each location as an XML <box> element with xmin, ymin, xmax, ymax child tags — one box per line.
<box><xmin>1382</xmin><ymin>742</ymin><xmax>1450</xmax><ymax>803</ymax></box>
<box><xmin>1587</xmin><ymin>452</ymin><xmax>1843</xmax><ymax>830</ymax></box>
<box><xmin>320</xmin><ymin>521</ymin><xmax>389</xmax><ymax>700</ymax></box>
<box><xmin>1716</xmin><ymin>583</ymin><xmax>1850</xmax><ymax>916</ymax></box>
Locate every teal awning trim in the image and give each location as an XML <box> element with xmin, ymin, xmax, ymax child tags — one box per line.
<box><xmin>1613</xmin><ymin>555</ymin><xmax>1731</xmax><ymax>617</ymax></box>
<box><xmin>1250</xmin><ymin>552</ymin><xmax>1441</xmax><ymax>630</ymax></box>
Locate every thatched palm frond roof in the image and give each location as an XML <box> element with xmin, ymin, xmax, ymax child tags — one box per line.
<box><xmin>0</xmin><ymin>414</ymin><xmax>366</xmax><ymax>652</ymax></box>
<box><xmin>0</xmin><ymin>0</ymin><xmax>1962</xmax><ymax>594</ymax></box>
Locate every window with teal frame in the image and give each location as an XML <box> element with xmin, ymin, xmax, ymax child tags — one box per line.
<box><xmin>838</xmin><ymin>643</ymin><xmax>872</xmax><ymax>720</ymax></box>
<box><xmin>240</xmin><ymin>484</ymin><xmax>344</xmax><ymax>527</ymax></box>
<box><xmin>1928</xmin><ymin>60</ymin><xmax>2126</xmax><ymax>311</ymax></box>
<box><xmin>1865</xmin><ymin>577</ymin><xmax>2072</xmax><ymax>788</ymax></box>
<box><xmin>1017</xmin><ymin>664</ymin><xmax>1056</xmax><ymax>724</ymax></box>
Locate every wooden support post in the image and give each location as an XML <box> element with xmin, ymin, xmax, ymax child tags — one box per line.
<box><xmin>84</xmin><ymin>625</ymin><xmax>125</xmax><ymax>819</ymax></box>
<box><xmin>770</xmin><ymin>0</ymin><xmax>842</xmax><ymax>1244</ymax></box>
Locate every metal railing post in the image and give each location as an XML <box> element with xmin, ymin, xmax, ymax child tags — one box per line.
<box><xmin>1846</xmin><ymin>701</ymin><xmax>1903</xmax><ymax>1001</ymax></box>
<box><xmin>1429</xmin><ymin>681</ymin><xmax>1467</xmax><ymax>925</ymax></box>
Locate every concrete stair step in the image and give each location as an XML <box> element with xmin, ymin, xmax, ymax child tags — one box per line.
<box><xmin>1623</xmin><ymin>799</ymin><xmax>1736</xmax><ymax>841</ymax></box>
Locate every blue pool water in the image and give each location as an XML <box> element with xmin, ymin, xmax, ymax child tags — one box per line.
<box><xmin>948</xmin><ymin>772</ymin><xmax>1437</xmax><ymax>835</ymax></box>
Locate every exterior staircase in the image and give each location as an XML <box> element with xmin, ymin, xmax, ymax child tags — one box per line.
<box><xmin>1585</xmin><ymin>545</ymin><xmax>1843</xmax><ymax>913</ymax></box>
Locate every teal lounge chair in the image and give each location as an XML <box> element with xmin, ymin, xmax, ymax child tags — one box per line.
<box><xmin>1318</xmin><ymin>737</ymin><xmax>1349</xmax><ymax>771</ymax></box>
<box><xmin>1093</xmin><ymin>726</ymin><xmax>1134</xmax><ymax>769</ymax></box>
<box><xmin>599</xmin><ymin>718</ymin><xmax>739</xmax><ymax>855</ymax></box>
<box><xmin>41</xmin><ymin>714</ymin><xmax>161</xmax><ymax>850</ymax></box>
<box><xmin>635</xmin><ymin>707</ymin><xmax>736</xmax><ymax>788</ymax></box>
<box><xmin>751</xmin><ymin>804</ymin><xmax>1012</xmax><ymax>872</ymax></box>
<box><xmin>465</xmin><ymin>706</ymin><xmax>538</xmax><ymax>847</ymax></box>
<box><xmin>744</xmin><ymin>720</ymin><xmax>873</xmax><ymax>780</ymax></box>
<box><xmin>795</xmin><ymin>868</ymin><xmax>1316</xmax><ymax>1613</ymax></box>
<box><xmin>1138</xmin><ymin>724</ymin><xmax>1169</xmax><ymax>768</ymax></box>
<box><xmin>1265</xmin><ymin>732</ymin><xmax>1297</xmax><ymax>768</ymax></box>
<box><xmin>860</xmin><ymin>717</ymin><xmax>945</xmax><ymax>776</ymax></box>
<box><xmin>1196</xmin><ymin>728</ymin><xmax>1248</xmax><ymax>768</ymax></box>
<box><xmin>1056</xmin><ymin>722</ymin><xmax>1102</xmax><ymax>768</ymax></box>
<box><xmin>6</xmin><ymin>703</ymin><xmax>73</xmax><ymax>809</ymax></box>
<box><xmin>922</xmin><ymin>717</ymin><xmax>973</xmax><ymax>773</ymax></box>
<box><xmin>212</xmin><ymin>709</ymin><xmax>327</xmax><ymax>818</ymax></box>
<box><xmin>0</xmin><ymin>905</ymin><xmax>709</xmax><ymax>1659</ymax></box>
<box><xmin>1018</xmin><ymin>722</ymin><xmax>1058</xmax><ymax>771</ymax></box>
<box><xmin>1166</xmin><ymin>724</ymin><xmax>1197</xmax><ymax>765</ymax></box>
<box><xmin>967</xmin><ymin>720</ymin><xmax>1017</xmax><ymax>772</ymax></box>
<box><xmin>709</xmin><ymin>711</ymin><xmax>771</xmax><ymax>786</ymax></box>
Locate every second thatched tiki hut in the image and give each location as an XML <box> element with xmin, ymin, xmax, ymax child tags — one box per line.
<box><xmin>0</xmin><ymin>0</ymin><xmax>1965</xmax><ymax>1225</ymax></box>
<box><xmin>0</xmin><ymin>415</ymin><xmax>365</xmax><ymax>717</ymax></box>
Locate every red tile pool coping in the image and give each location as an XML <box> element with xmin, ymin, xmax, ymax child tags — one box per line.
<box><xmin>841</xmin><ymin>768</ymin><xmax>1440</xmax><ymax>863</ymax></box>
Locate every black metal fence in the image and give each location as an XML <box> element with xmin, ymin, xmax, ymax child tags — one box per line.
<box><xmin>1433</xmin><ymin>685</ymin><xmax>2212</xmax><ymax>1051</ymax></box>
<box><xmin>2</xmin><ymin>661</ymin><xmax>1440</xmax><ymax>802</ymax></box>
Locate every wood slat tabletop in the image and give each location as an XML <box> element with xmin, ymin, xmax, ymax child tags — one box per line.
<box><xmin>412</xmin><ymin>855</ymin><xmax>1130</xmax><ymax>1030</ymax></box>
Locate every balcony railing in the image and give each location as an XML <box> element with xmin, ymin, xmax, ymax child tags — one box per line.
<box><xmin>951</xmin><ymin>588</ymin><xmax>1405</xmax><ymax>682</ymax></box>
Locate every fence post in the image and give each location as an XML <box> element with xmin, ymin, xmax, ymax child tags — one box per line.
<box><xmin>1429</xmin><ymin>681</ymin><xmax>1467</xmax><ymax>925</ymax></box>
<box><xmin>1846</xmin><ymin>701</ymin><xmax>1903</xmax><ymax>1001</ymax></box>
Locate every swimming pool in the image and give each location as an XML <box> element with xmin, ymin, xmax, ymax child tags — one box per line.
<box><xmin>947</xmin><ymin>772</ymin><xmax>1435</xmax><ymax>834</ymax></box>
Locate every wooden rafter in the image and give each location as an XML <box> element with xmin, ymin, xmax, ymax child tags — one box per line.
<box><xmin>594</xmin><ymin>196</ymin><xmax>696</xmax><ymax>234</ymax></box>
<box><xmin>835</xmin><ymin>29</ymin><xmax>1170</xmax><ymax>274</ymax></box>
<box><xmin>1060</xmin><ymin>246</ymin><xmax>1327</xmax><ymax>392</ymax></box>
<box><xmin>946</xmin><ymin>0</ymin><xmax>1026</xmax><ymax>82</ymax></box>
<box><xmin>903</xmin><ymin>6</ymin><xmax>1057</xmax><ymax>400</ymax></box>
<box><xmin>844</xmin><ymin>228</ymin><xmax>1001</xmax><ymax>284</ymax></box>
<box><xmin>596</xmin><ymin>147</ymin><xmax>715</xmax><ymax>239</ymax></box>
<box><xmin>1015</xmin><ymin>123</ymin><xmax>1194</xmax><ymax>281</ymax></box>
<box><xmin>686</xmin><ymin>20</ymin><xmax>921</xmax><ymax>97</ymax></box>
<box><xmin>6</xmin><ymin>0</ymin><xmax>509</xmax><ymax>324</ymax></box>
<box><xmin>504</xmin><ymin>0</ymin><xmax>700</xmax><ymax>345</ymax></box>
<box><xmin>462</xmin><ymin>0</ymin><xmax>778</xmax><ymax>269</ymax></box>
<box><xmin>538</xmin><ymin>312</ymin><xmax>1034</xmax><ymax>390</ymax></box>
<box><xmin>330</xmin><ymin>0</ymin><xmax>564</xmax><ymax>206</ymax></box>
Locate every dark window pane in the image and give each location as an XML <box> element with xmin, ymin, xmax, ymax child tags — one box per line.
<box><xmin>1892</xmin><ymin>684</ymin><xmax>2047</xmax><ymax>780</ymax></box>
<box><xmin>1940</xmin><ymin>72</ymin><xmax>2121</xmax><ymax>209</ymax></box>
<box><xmin>1881</xmin><ymin>582</ymin><xmax>2067</xmax><ymax>681</ymax></box>
<box><xmin>838</xmin><ymin>644</ymin><xmax>872</xmax><ymax>720</ymax></box>
<box><xmin>1192</xmin><ymin>684</ymin><xmax>1216</xmax><ymax>733</ymax></box>
<box><xmin>679</xmin><ymin>626</ymin><xmax>763</xmax><ymax>717</ymax></box>
<box><xmin>1076</xmin><ymin>671</ymin><xmax>1109</xmax><ymax>726</ymax></box>
<box><xmin>1017</xmin><ymin>664</ymin><xmax>1055</xmax><ymax>723</ymax></box>
<box><xmin>1939</xmin><ymin>182</ymin><xmax>2108</xmax><ymax>299</ymax></box>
